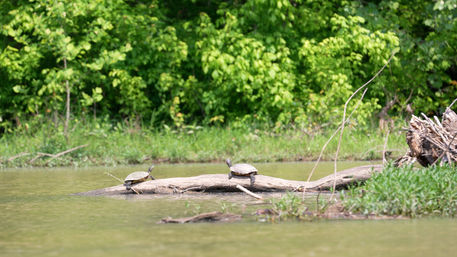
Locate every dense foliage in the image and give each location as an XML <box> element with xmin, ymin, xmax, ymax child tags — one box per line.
<box><xmin>1</xmin><ymin>0</ymin><xmax>456</xmax><ymax>131</ymax></box>
<box><xmin>342</xmin><ymin>165</ymin><xmax>457</xmax><ymax>217</ymax></box>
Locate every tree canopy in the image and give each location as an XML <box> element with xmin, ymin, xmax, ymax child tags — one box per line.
<box><xmin>1</xmin><ymin>0</ymin><xmax>456</xmax><ymax>131</ymax></box>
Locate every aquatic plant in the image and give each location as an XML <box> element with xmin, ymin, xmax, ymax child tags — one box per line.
<box><xmin>184</xmin><ymin>201</ymin><xmax>201</xmax><ymax>216</ymax></box>
<box><xmin>341</xmin><ymin>164</ymin><xmax>457</xmax><ymax>217</ymax></box>
<box><xmin>269</xmin><ymin>192</ymin><xmax>311</xmax><ymax>221</ymax></box>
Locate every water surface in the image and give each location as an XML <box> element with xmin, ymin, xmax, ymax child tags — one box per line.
<box><xmin>1</xmin><ymin>162</ymin><xmax>456</xmax><ymax>257</ymax></box>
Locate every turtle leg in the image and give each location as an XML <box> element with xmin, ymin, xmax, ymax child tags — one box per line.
<box><xmin>148</xmin><ymin>165</ymin><xmax>155</xmax><ymax>180</ymax></box>
<box><xmin>124</xmin><ymin>181</ymin><xmax>132</xmax><ymax>191</ymax></box>
<box><xmin>250</xmin><ymin>173</ymin><xmax>255</xmax><ymax>187</ymax></box>
<box><xmin>228</xmin><ymin>172</ymin><xmax>232</xmax><ymax>180</ymax></box>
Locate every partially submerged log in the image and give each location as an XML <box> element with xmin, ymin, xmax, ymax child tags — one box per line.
<box><xmin>395</xmin><ymin>108</ymin><xmax>457</xmax><ymax>167</ymax></box>
<box><xmin>76</xmin><ymin>164</ymin><xmax>382</xmax><ymax>196</ymax></box>
<box><xmin>158</xmin><ymin>211</ymin><xmax>242</xmax><ymax>224</ymax></box>
<box><xmin>160</xmin><ymin>206</ymin><xmax>405</xmax><ymax>224</ymax></box>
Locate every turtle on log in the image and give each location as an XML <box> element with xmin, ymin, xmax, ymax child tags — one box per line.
<box><xmin>226</xmin><ymin>159</ymin><xmax>258</xmax><ymax>186</ymax></box>
<box><xmin>123</xmin><ymin>164</ymin><xmax>155</xmax><ymax>191</ymax></box>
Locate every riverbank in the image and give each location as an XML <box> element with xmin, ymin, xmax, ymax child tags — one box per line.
<box><xmin>0</xmin><ymin>122</ymin><xmax>407</xmax><ymax>168</ymax></box>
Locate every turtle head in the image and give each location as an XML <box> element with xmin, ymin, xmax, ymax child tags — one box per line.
<box><xmin>225</xmin><ymin>159</ymin><xmax>232</xmax><ymax>168</ymax></box>
<box><xmin>147</xmin><ymin>164</ymin><xmax>155</xmax><ymax>174</ymax></box>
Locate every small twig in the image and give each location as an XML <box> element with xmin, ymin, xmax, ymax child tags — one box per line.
<box><xmin>424</xmin><ymin>137</ymin><xmax>447</xmax><ymax>152</ymax></box>
<box><xmin>235</xmin><ymin>184</ymin><xmax>263</xmax><ymax>200</ymax></box>
<box><xmin>104</xmin><ymin>171</ymin><xmax>140</xmax><ymax>195</ymax></box>
<box><xmin>104</xmin><ymin>171</ymin><xmax>123</xmax><ymax>183</ymax></box>
<box><xmin>448</xmin><ymin>133</ymin><xmax>457</xmax><ymax>150</ymax></box>
<box><xmin>448</xmin><ymin>97</ymin><xmax>457</xmax><ymax>110</ymax></box>
<box><xmin>421</xmin><ymin>113</ymin><xmax>449</xmax><ymax>142</ymax></box>
<box><xmin>434</xmin><ymin>116</ymin><xmax>443</xmax><ymax>129</ymax></box>
<box><xmin>7</xmin><ymin>152</ymin><xmax>30</xmax><ymax>162</ymax></box>
<box><xmin>404</xmin><ymin>89</ymin><xmax>414</xmax><ymax>105</ymax></box>
<box><xmin>38</xmin><ymin>152</ymin><xmax>55</xmax><ymax>157</ymax></box>
<box><xmin>431</xmin><ymin>151</ymin><xmax>446</xmax><ymax>166</ymax></box>
<box><xmin>432</xmin><ymin>132</ymin><xmax>457</xmax><ymax>165</ymax></box>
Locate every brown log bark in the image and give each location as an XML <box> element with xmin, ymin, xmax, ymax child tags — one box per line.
<box><xmin>75</xmin><ymin>164</ymin><xmax>382</xmax><ymax>196</ymax></box>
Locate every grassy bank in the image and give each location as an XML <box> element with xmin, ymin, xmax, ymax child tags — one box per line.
<box><xmin>341</xmin><ymin>165</ymin><xmax>457</xmax><ymax>217</ymax></box>
<box><xmin>253</xmin><ymin>165</ymin><xmax>457</xmax><ymax>221</ymax></box>
<box><xmin>0</xmin><ymin>120</ymin><xmax>406</xmax><ymax>168</ymax></box>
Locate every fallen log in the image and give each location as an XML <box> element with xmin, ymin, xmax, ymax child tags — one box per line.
<box><xmin>158</xmin><ymin>211</ymin><xmax>242</xmax><ymax>224</ymax></box>
<box><xmin>76</xmin><ymin>164</ymin><xmax>382</xmax><ymax>196</ymax></box>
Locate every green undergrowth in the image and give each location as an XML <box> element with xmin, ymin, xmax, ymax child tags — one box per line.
<box><xmin>341</xmin><ymin>165</ymin><xmax>457</xmax><ymax>217</ymax></box>
<box><xmin>270</xmin><ymin>192</ymin><xmax>308</xmax><ymax>220</ymax></box>
<box><xmin>0</xmin><ymin>120</ymin><xmax>405</xmax><ymax>168</ymax></box>
<box><xmin>268</xmin><ymin>192</ymin><xmax>322</xmax><ymax>221</ymax></box>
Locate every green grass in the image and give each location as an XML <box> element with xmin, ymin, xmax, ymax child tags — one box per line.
<box><xmin>341</xmin><ymin>165</ymin><xmax>457</xmax><ymax>217</ymax></box>
<box><xmin>270</xmin><ymin>192</ymin><xmax>307</xmax><ymax>219</ymax></box>
<box><xmin>0</xmin><ymin>119</ymin><xmax>406</xmax><ymax>168</ymax></box>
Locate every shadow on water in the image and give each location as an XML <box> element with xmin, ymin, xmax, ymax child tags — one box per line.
<box><xmin>1</xmin><ymin>162</ymin><xmax>456</xmax><ymax>257</ymax></box>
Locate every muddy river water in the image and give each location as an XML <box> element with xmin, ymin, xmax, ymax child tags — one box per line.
<box><xmin>1</xmin><ymin>162</ymin><xmax>456</xmax><ymax>257</ymax></box>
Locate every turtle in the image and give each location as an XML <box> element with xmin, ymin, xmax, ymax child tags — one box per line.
<box><xmin>226</xmin><ymin>159</ymin><xmax>258</xmax><ymax>186</ymax></box>
<box><xmin>123</xmin><ymin>164</ymin><xmax>155</xmax><ymax>190</ymax></box>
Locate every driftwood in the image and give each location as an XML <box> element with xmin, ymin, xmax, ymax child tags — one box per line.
<box><xmin>158</xmin><ymin>211</ymin><xmax>242</xmax><ymax>224</ymax></box>
<box><xmin>76</xmin><ymin>164</ymin><xmax>382</xmax><ymax>196</ymax></box>
<box><xmin>395</xmin><ymin>108</ymin><xmax>457</xmax><ymax>167</ymax></box>
<box><xmin>29</xmin><ymin>144</ymin><xmax>89</xmax><ymax>164</ymax></box>
<box><xmin>7</xmin><ymin>152</ymin><xmax>30</xmax><ymax>162</ymax></box>
<box><xmin>160</xmin><ymin>206</ymin><xmax>404</xmax><ymax>224</ymax></box>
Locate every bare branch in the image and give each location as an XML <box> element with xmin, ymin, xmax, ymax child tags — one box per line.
<box><xmin>7</xmin><ymin>152</ymin><xmax>30</xmax><ymax>162</ymax></box>
<box><xmin>448</xmin><ymin>97</ymin><xmax>457</xmax><ymax>110</ymax></box>
<box><xmin>306</xmin><ymin>87</ymin><xmax>369</xmax><ymax>183</ymax></box>
<box><xmin>45</xmin><ymin>144</ymin><xmax>89</xmax><ymax>164</ymax></box>
<box><xmin>331</xmin><ymin>50</ymin><xmax>397</xmax><ymax>200</ymax></box>
<box><xmin>29</xmin><ymin>144</ymin><xmax>88</xmax><ymax>164</ymax></box>
<box><xmin>29</xmin><ymin>152</ymin><xmax>55</xmax><ymax>164</ymax></box>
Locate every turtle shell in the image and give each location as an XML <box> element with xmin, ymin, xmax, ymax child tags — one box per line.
<box><xmin>230</xmin><ymin>163</ymin><xmax>258</xmax><ymax>176</ymax></box>
<box><xmin>124</xmin><ymin>171</ymin><xmax>150</xmax><ymax>183</ymax></box>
